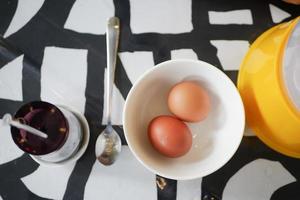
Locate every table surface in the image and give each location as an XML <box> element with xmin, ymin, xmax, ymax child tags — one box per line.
<box><xmin>0</xmin><ymin>0</ymin><xmax>300</xmax><ymax>199</ymax></box>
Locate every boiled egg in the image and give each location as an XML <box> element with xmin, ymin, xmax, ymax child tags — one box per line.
<box><xmin>168</xmin><ymin>81</ymin><xmax>211</xmax><ymax>122</ymax></box>
<box><xmin>148</xmin><ymin>115</ymin><xmax>192</xmax><ymax>158</ymax></box>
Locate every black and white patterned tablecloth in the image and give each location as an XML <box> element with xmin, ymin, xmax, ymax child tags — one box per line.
<box><xmin>0</xmin><ymin>0</ymin><xmax>300</xmax><ymax>199</ymax></box>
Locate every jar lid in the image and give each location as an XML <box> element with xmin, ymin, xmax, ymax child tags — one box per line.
<box><xmin>282</xmin><ymin>21</ymin><xmax>300</xmax><ymax>112</ymax></box>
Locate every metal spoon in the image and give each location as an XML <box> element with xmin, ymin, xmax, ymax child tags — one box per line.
<box><xmin>95</xmin><ymin>17</ymin><xmax>121</xmax><ymax>165</ymax></box>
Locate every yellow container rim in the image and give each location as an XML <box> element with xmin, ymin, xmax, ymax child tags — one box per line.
<box><xmin>238</xmin><ymin>17</ymin><xmax>300</xmax><ymax>158</ymax></box>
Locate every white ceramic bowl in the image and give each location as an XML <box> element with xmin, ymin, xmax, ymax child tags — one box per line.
<box><xmin>123</xmin><ymin>59</ymin><xmax>245</xmax><ymax>180</ymax></box>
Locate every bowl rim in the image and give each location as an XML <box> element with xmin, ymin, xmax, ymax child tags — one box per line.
<box><xmin>123</xmin><ymin>59</ymin><xmax>245</xmax><ymax>180</ymax></box>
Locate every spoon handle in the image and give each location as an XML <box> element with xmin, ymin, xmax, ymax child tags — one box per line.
<box><xmin>2</xmin><ymin>113</ymin><xmax>48</xmax><ymax>138</ymax></box>
<box><xmin>9</xmin><ymin>120</ymin><xmax>48</xmax><ymax>139</ymax></box>
<box><xmin>106</xmin><ymin>17</ymin><xmax>120</xmax><ymax>126</ymax></box>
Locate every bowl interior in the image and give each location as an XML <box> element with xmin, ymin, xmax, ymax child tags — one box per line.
<box><xmin>124</xmin><ymin>60</ymin><xmax>245</xmax><ymax>180</ymax></box>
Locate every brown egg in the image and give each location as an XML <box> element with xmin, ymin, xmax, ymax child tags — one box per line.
<box><xmin>168</xmin><ymin>81</ymin><xmax>211</xmax><ymax>122</ymax></box>
<box><xmin>148</xmin><ymin>115</ymin><xmax>192</xmax><ymax>158</ymax></box>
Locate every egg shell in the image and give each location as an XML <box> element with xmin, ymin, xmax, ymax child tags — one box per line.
<box><xmin>168</xmin><ymin>81</ymin><xmax>211</xmax><ymax>122</ymax></box>
<box><xmin>148</xmin><ymin>115</ymin><xmax>192</xmax><ymax>158</ymax></box>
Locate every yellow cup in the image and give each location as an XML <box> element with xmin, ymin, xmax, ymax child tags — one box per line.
<box><xmin>238</xmin><ymin>17</ymin><xmax>300</xmax><ymax>158</ymax></box>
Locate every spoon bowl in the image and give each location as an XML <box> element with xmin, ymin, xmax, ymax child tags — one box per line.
<box><xmin>96</xmin><ymin>126</ymin><xmax>121</xmax><ymax>165</ymax></box>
